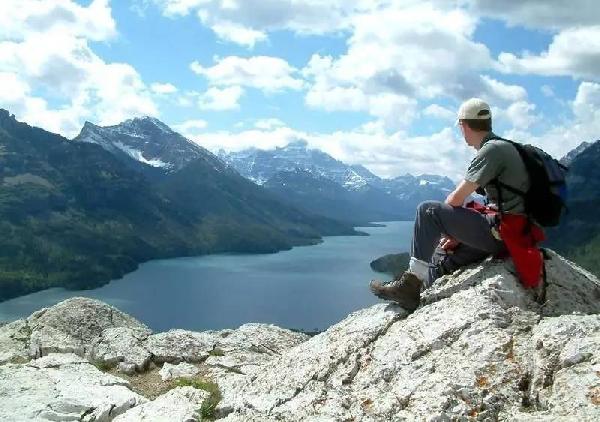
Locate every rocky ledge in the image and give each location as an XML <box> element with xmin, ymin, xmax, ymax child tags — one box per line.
<box><xmin>1</xmin><ymin>250</ymin><xmax>599</xmax><ymax>421</ymax></box>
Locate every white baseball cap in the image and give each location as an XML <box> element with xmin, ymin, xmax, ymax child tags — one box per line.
<box><xmin>457</xmin><ymin>98</ymin><xmax>491</xmax><ymax>121</ymax></box>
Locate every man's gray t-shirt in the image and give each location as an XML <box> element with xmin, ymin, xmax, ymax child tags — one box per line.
<box><xmin>465</xmin><ymin>133</ymin><xmax>530</xmax><ymax>214</ymax></box>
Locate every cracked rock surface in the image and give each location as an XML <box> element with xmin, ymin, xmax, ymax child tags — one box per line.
<box><xmin>113</xmin><ymin>386</ymin><xmax>209</xmax><ymax>421</ymax></box>
<box><xmin>0</xmin><ymin>353</ymin><xmax>145</xmax><ymax>422</ymax></box>
<box><xmin>0</xmin><ymin>251</ymin><xmax>599</xmax><ymax>421</ymax></box>
<box><xmin>218</xmin><ymin>252</ymin><xmax>600</xmax><ymax>421</ymax></box>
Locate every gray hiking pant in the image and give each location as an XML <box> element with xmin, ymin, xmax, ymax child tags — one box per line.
<box><xmin>411</xmin><ymin>201</ymin><xmax>506</xmax><ymax>287</ymax></box>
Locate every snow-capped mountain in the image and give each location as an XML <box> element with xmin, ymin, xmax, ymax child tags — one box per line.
<box><xmin>218</xmin><ymin>140</ymin><xmax>380</xmax><ymax>192</ymax></box>
<box><xmin>73</xmin><ymin>117</ymin><xmax>218</xmax><ymax>173</ymax></box>
<box><xmin>220</xmin><ymin>140</ymin><xmax>455</xmax><ymax>223</ymax></box>
<box><xmin>560</xmin><ymin>140</ymin><xmax>597</xmax><ymax>166</ymax></box>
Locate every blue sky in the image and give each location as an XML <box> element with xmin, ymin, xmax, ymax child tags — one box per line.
<box><xmin>1</xmin><ymin>0</ymin><xmax>599</xmax><ymax>180</ymax></box>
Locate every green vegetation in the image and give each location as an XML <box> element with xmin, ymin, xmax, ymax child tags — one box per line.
<box><xmin>175</xmin><ymin>378</ymin><xmax>222</xmax><ymax>420</ymax></box>
<box><xmin>91</xmin><ymin>359</ymin><xmax>115</xmax><ymax>372</ymax></box>
<box><xmin>208</xmin><ymin>348</ymin><xmax>225</xmax><ymax>357</ymax></box>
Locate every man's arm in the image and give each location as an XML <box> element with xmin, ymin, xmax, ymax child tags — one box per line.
<box><xmin>445</xmin><ymin>179</ymin><xmax>479</xmax><ymax>207</ymax></box>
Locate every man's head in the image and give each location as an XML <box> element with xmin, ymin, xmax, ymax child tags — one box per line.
<box><xmin>457</xmin><ymin>98</ymin><xmax>492</xmax><ymax>149</ymax></box>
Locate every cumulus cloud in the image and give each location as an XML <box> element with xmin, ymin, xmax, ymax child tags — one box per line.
<box><xmin>503</xmin><ymin>81</ymin><xmax>600</xmax><ymax>159</ymax></box>
<box><xmin>0</xmin><ymin>0</ymin><xmax>158</xmax><ymax>137</ymax></box>
<box><xmin>151</xmin><ymin>0</ymin><xmax>375</xmax><ymax>46</ymax></box>
<box><xmin>503</xmin><ymin>101</ymin><xmax>539</xmax><ymax>129</ymax></box>
<box><xmin>174</xmin><ymin>118</ymin><xmax>208</xmax><ymax>137</ymax></box>
<box><xmin>301</xmin><ymin>3</ymin><xmax>498</xmax><ymax>131</ymax></box>
<box><xmin>423</xmin><ymin>104</ymin><xmax>455</xmax><ymax>121</ymax></box>
<box><xmin>254</xmin><ymin>118</ymin><xmax>285</xmax><ymax>130</ymax></box>
<box><xmin>468</xmin><ymin>0</ymin><xmax>600</xmax><ymax>30</ymax></box>
<box><xmin>0</xmin><ymin>0</ymin><xmax>116</xmax><ymax>42</ymax></box>
<box><xmin>191</xmin><ymin>56</ymin><xmax>303</xmax><ymax>92</ymax></box>
<box><xmin>497</xmin><ymin>26</ymin><xmax>600</xmax><ymax>81</ymax></box>
<box><xmin>210</xmin><ymin>22</ymin><xmax>267</xmax><ymax>48</ymax></box>
<box><xmin>198</xmin><ymin>86</ymin><xmax>244</xmax><ymax>110</ymax></box>
<box><xmin>151</xmin><ymin>82</ymin><xmax>178</xmax><ymax>94</ymax></box>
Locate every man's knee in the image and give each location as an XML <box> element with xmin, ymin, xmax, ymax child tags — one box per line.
<box><xmin>416</xmin><ymin>200</ymin><xmax>444</xmax><ymax>218</ymax></box>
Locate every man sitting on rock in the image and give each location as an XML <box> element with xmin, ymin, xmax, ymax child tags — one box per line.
<box><xmin>370</xmin><ymin>98</ymin><xmax>531</xmax><ymax>312</ymax></box>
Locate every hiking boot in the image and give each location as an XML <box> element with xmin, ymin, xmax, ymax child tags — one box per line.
<box><xmin>369</xmin><ymin>272</ymin><xmax>422</xmax><ymax>312</ymax></box>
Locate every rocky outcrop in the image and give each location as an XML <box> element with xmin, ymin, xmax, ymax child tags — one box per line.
<box><xmin>113</xmin><ymin>387</ymin><xmax>208</xmax><ymax>421</ymax></box>
<box><xmin>0</xmin><ymin>353</ymin><xmax>145</xmax><ymax>421</ymax></box>
<box><xmin>216</xmin><ymin>251</ymin><xmax>600</xmax><ymax>421</ymax></box>
<box><xmin>0</xmin><ymin>251</ymin><xmax>599</xmax><ymax>421</ymax></box>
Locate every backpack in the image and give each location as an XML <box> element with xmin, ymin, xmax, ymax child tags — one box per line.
<box><xmin>487</xmin><ymin>136</ymin><xmax>568</xmax><ymax>227</ymax></box>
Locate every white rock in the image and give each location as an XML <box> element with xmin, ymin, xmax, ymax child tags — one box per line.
<box><xmin>113</xmin><ymin>386</ymin><xmax>209</xmax><ymax>422</ymax></box>
<box><xmin>217</xmin><ymin>251</ymin><xmax>600</xmax><ymax>421</ymax></box>
<box><xmin>0</xmin><ymin>319</ymin><xmax>30</xmax><ymax>364</ymax></box>
<box><xmin>145</xmin><ymin>329</ymin><xmax>215</xmax><ymax>363</ymax></box>
<box><xmin>204</xmin><ymin>323</ymin><xmax>308</xmax><ymax>376</ymax></box>
<box><xmin>159</xmin><ymin>362</ymin><xmax>200</xmax><ymax>381</ymax></box>
<box><xmin>0</xmin><ymin>353</ymin><xmax>145</xmax><ymax>422</ymax></box>
<box><xmin>27</xmin><ymin>297</ymin><xmax>151</xmax><ymax>358</ymax></box>
<box><xmin>90</xmin><ymin>326</ymin><xmax>152</xmax><ymax>371</ymax></box>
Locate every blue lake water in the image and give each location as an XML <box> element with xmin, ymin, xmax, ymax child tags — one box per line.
<box><xmin>0</xmin><ymin>221</ymin><xmax>413</xmax><ymax>332</ymax></box>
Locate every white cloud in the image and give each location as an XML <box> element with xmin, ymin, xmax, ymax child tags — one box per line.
<box><xmin>572</xmin><ymin>81</ymin><xmax>600</xmax><ymax>121</ymax></box>
<box><xmin>187</xmin><ymin>126</ymin><xmax>299</xmax><ymax>153</ymax></box>
<box><xmin>211</xmin><ymin>22</ymin><xmax>267</xmax><ymax>48</ymax></box>
<box><xmin>541</xmin><ymin>85</ymin><xmax>555</xmax><ymax>98</ymax></box>
<box><xmin>198</xmin><ymin>86</ymin><xmax>244</xmax><ymax>110</ymax></box>
<box><xmin>301</xmin><ymin>3</ymin><xmax>498</xmax><ymax>131</ymax></box>
<box><xmin>0</xmin><ymin>0</ymin><xmax>158</xmax><ymax>137</ymax></box>
<box><xmin>479</xmin><ymin>75</ymin><xmax>527</xmax><ymax>103</ymax></box>
<box><xmin>191</xmin><ymin>56</ymin><xmax>303</xmax><ymax>92</ymax></box>
<box><xmin>151</xmin><ymin>82</ymin><xmax>178</xmax><ymax>94</ymax></box>
<box><xmin>503</xmin><ymin>101</ymin><xmax>539</xmax><ymax>129</ymax></box>
<box><xmin>0</xmin><ymin>0</ymin><xmax>116</xmax><ymax>42</ymax></box>
<box><xmin>152</xmin><ymin>0</ymin><xmax>375</xmax><ymax>46</ymax></box>
<box><xmin>0</xmin><ymin>72</ymin><xmax>31</xmax><ymax>103</ymax></box>
<box><xmin>174</xmin><ymin>118</ymin><xmax>208</xmax><ymax>136</ymax></box>
<box><xmin>497</xmin><ymin>26</ymin><xmax>600</xmax><ymax>81</ymax></box>
<box><xmin>502</xmin><ymin>81</ymin><xmax>600</xmax><ymax>160</ymax></box>
<box><xmin>468</xmin><ymin>0</ymin><xmax>600</xmax><ymax>30</ymax></box>
<box><xmin>254</xmin><ymin>118</ymin><xmax>285</xmax><ymax>130</ymax></box>
<box><xmin>423</xmin><ymin>104</ymin><xmax>455</xmax><ymax>121</ymax></box>
<box><xmin>188</xmin><ymin>121</ymin><xmax>475</xmax><ymax>181</ymax></box>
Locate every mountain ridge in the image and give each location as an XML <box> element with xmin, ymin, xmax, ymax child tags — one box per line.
<box><xmin>220</xmin><ymin>141</ymin><xmax>454</xmax><ymax>223</ymax></box>
<box><xmin>0</xmin><ymin>110</ymin><xmax>358</xmax><ymax>302</ymax></box>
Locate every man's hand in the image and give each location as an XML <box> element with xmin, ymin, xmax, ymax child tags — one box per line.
<box><xmin>439</xmin><ymin>236</ymin><xmax>460</xmax><ymax>251</ymax></box>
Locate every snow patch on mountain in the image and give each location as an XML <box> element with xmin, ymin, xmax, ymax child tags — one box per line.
<box><xmin>113</xmin><ymin>141</ymin><xmax>170</xmax><ymax>169</ymax></box>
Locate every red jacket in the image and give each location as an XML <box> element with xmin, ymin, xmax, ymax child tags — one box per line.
<box><xmin>466</xmin><ymin>201</ymin><xmax>545</xmax><ymax>288</ymax></box>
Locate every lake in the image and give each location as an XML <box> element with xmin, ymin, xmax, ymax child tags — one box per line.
<box><xmin>0</xmin><ymin>221</ymin><xmax>413</xmax><ymax>332</ymax></box>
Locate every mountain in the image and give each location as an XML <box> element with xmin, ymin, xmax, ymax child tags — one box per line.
<box><xmin>73</xmin><ymin>117</ymin><xmax>216</xmax><ymax>180</ymax></box>
<box><xmin>560</xmin><ymin>140</ymin><xmax>595</xmax><ymax>166</ymax></box>
<box><xmin>547</xmin><ymin>139</ymin><xmax>600</xmax><ymax>276</ymax></box>
<box><xmin>219</xmin><ymin>141</ymin><xmax>454</xmax><ymax>223</ymax></box>
<box><xmin>0</xmin><ymin>110</ymin><xmax>357</xmax><ymax>301</ymax></box>
<box><xmin>2</xmin><ymin>252</ymin><xmax>599</xmax><ymax>420</ymax></box>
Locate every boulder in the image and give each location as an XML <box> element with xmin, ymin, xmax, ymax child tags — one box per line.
<box><xmin>113</xmin><ymin>386</ymin><xmax>208</xmax><ymax>422</ymax></box>
<box><xmin>0</xmin><ymin>353</ymin><xmax>145</xmax><ymax>421</ymax></box>
<box><xmin>27</xmin><ymin>297</ymin><xmax>151</xmax><ymax>358</ymax></box>
<box><xmin>159</xmin><ymin>362</ymin><xmax>201</xmax><ymax>381</ymax></box>
<box><xmin>0</xmin><ymin>297</ymin><xmax>152</xmax><ymax>370</ymax></box>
